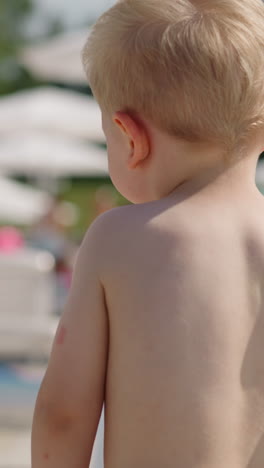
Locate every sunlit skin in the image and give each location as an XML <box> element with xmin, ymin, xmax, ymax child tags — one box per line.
<box><xmin>32</xmin><ymin>110</ymin><xmax>264</xmax><ymax>468</ymax></box>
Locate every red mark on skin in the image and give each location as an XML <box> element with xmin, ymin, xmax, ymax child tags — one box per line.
<box><xmin>56</xmin><ymin>325</ymin><xmax>67</xmax><ymax>345</ymax></box>
<box><xmin>43</xmin><ymin>452</ymin><xmax>49</xmax><ymax>460</ymax></box>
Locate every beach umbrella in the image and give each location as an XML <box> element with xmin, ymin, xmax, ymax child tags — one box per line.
<box><xmin>0</xmin><ymin>87</ymin><xmax>104</xmax><ymax>143</ymax></box>
<box><xmin>0</xmin><ymin>131</ymin><xmax>108</xmax><ymax>177</ymax></box>
<box><xmin>0</xmin><ymin>177</ymin><xmax>51</xmax><ymax>224</ymax></box>
<box><xmin>20</xmin><ymin>29</ymin><xmax>89</xmax><ymax>85</ymax></box>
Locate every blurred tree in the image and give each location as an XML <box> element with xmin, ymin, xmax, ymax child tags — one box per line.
<box><xmin>47</xmin><ymin>17</ymin><xmax>65</xmax><ymax>37</ymax></box>
<box><xmin>0</xmin><ymin>0</ymin><xmax>38</xmax><ymax>95</ymax></box>
<box><xmin>0</xmin><ymin>0</ymin><xmax>32</xmax><ymax>50</ymax></box>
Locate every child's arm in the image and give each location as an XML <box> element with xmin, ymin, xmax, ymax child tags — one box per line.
<box><xmin>31</xmin><ymin>219</ymin><xmax>109</xmax><ymax>468</ymax></box>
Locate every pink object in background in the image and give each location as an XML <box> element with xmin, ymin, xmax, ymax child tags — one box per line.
<box><xmin>0</xmin><ymin>227</ymin><xmax>24</xmax><ymax>252</ymax></box>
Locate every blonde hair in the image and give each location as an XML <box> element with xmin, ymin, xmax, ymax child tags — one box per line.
<box><xmin>83</xmin><ymin>0</ymin><xmax>264</xmax><ymax>149</ymax></box>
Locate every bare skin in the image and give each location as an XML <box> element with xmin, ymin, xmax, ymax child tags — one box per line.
<box><xmin>102</xmin><ymin>187</ymin><xmax>264</xmax><ymax>468</ymax></box>
<box><xmin>32</xmin><ymin>112</ymin><xmax>264</xmax><ymax>467</ymax></box>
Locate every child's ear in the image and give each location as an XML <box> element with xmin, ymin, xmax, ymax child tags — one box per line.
<box><xmin>113</xmin><ymin>112</ymin><xmax>150</xmax><ymax>169</ymax></box>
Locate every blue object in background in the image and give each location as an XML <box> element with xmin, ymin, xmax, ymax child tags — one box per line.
<box><xmin>0</xmin><ymin>362</ymin><xmax>45</xmax><ymax>426</ymax></box>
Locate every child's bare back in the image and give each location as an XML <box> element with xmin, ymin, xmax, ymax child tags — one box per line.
<box><xmin>102</xmin><ymin>187</ymin><xmax>264</xmax><ymax>468</ymax></box>
<box><xmin>31</xmin><ymin>0</ymin><xmax>264</xmax><ymax>466</ymax></box>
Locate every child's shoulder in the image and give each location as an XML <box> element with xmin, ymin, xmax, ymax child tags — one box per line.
<box><xmin>78</xmin><ymin>204</ymin><xmax>148</xmax><ymax>280</ymax></box>
<box><xmin>87</xmin><ymin>204</ymin><xmax>141</xmax><ymax>240</ymax></box>
<box><xmin>87</xmin><ymin>201</ymin><xmax>159</xmax><ymax>235</ymax></box>
<box><xmin>81</xmin><ymin>200</ymin><xmax>172</xmax><ymax>260</ymax></box>
<box><xmin>86</xmin><ymin>198</ymin><xmax>180</xmax><ymax>242</ymax></box>
<box><xmin>82</xmin><ymin>198</ymin><xmax>190</xmax><ymax>261</ymax></box>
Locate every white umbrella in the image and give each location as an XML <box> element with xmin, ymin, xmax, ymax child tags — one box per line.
<box><xmin>0</xmin><ymin>131</ymin><xmax>109</xmax><ymax>177</ymax></box>
<box><xmin>20</xmin><ymin>29</ymin><xmax>89</xmax><ymax>85</ymax></box>
<box><xmin>0</xmin><ymin>177</ymin><xmax>51</xmax><ymax>224</ymax></box>
<box><xmin>0</xmin><ymin>87</ymin><xmax>104</xmax><ymax>143</ymax></box>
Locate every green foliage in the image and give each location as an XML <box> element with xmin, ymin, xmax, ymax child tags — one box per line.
<box><xmin>0</xmin><ymin>0</ymin><xmax>32</xmax><ymax>54</ymax></box>
<box><xmin>60</xmin><ymin>178</ymin><xmax>129</xmax><ymax>240</ymax></box>
<box><xmin>0</xmin><ymin>0</ymin><xmax>37</xmax><ymax>95</ymax></box>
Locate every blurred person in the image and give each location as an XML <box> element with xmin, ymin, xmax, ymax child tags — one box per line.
<box><xmin>27</xmin><ymin>199</ymin><xmax>78</xmax><ymax>262</ymax></box>
<box><xmin>27</xmin><ymin>199</ymin><xmax>78</xmax><ymax>314</ymax></box>
<box><xmin>55</xmin><ymin>250</ymin><xmax>77</xmax><ymax>316</ymax></box>
<box><xmin>32</xmin><ymin>1</ymin><xmax>264</xmax><ymax>467</ymax></box>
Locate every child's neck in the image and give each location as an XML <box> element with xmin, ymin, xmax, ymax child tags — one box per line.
<box><xmin>170</xmin><ymin>154</ymin><xmax>259</xmax><ymax>199</ymax></box>
<box><xmin>152</xmin><ymin>139</ymin><xmax>262</xmax><ymax>203</ymax></box>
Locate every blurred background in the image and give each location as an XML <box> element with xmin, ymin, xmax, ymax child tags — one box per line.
<box><xmin>0</xmin><ymin>1</ymin><xmax>118</xmax><ymax>467</ymax></box>
<box><xmin>1</xmin><ymin>1</ymin><xmax>264</xmax><ymax>467</ymax></box>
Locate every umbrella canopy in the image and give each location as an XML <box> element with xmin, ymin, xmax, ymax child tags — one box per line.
<box><xmin>20</xmin><ymin>29</ymin><xmax>89</xmax><ymax>85</ymax></box>
<box><xmin>0</xmin><ymin>87</ymin><xmax>104</xmax><ymax>143</ymax></box>
<box><xmin>0</xmin><ymin>131</ymin><xmax>109</xmax><ymax>177</ymax></box>
<box><xmin>0</xmin><ymin>178</ymin><xmax>51</xmax><ymax>224</ymax></box>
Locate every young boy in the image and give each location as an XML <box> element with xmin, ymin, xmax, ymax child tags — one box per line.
<box><xmin>32</xmin><ymin>0</ymin><xmax>264</xmax><ymax>466</ymax></box>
